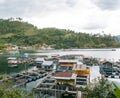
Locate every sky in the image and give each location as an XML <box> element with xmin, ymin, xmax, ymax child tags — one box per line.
<box><xmin>0</xmin><ymin>0</ymin><xmax>120</xmax><ymax>35</ymax></box>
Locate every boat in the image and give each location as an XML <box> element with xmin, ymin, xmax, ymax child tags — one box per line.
<box><xmin>112</xmin><ymin>48</ymin><xmax>116</xmax><ymax>51</ymax></box>
<box><xmin>7</xmin><ymin>57</ymin><xmax>18</xmax><ymax>68</ymax></box>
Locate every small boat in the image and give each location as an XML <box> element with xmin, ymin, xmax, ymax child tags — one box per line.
<box><xmin>8</xmin><ymin>64</ymin><xmax>18</xmax><ymax>68</ymax></box>
<box><xmin>7</xmin><ymin>57</ymin><xmax>18</xmax><ymax>68</ymax></box>
<box><xmin>112</xmin><ymin>48</ymin><xmax>116</xmax><ymax>51</ymax></box>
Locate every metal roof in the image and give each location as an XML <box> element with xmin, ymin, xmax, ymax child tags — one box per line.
<box><xmin>53</xmin><ymin>72</ymin><xmax>72</xmax><ymax>77</ymax></box>
<box><xmin>34</xmin><ymin>58</ymin><xmax>44</xmax><ymax>62</ymax></box>
<box><xmin>59</xmin><ymin>59</ymin><xmax>78</xmax><ymax>63</ymax></box>
<box><xmin>7</xmin><ymin>57</ymin><xmax>17</xmax><ymax>60</ymax></box>
<box><xmin>42</xmin><ymin>61</ymin><xmax>53</xmax><ymax>66</ymax></box>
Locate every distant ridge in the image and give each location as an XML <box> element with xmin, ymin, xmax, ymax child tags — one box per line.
<box><xmin>0</xmin><ymin>18</ymin><xmax>120</xmax><ymax>49</ymax></box>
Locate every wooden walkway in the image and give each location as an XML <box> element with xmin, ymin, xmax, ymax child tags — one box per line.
<box><xmin>34</xmin><ymin>72</ymin><xmax>52</xmax><ymax>88</ymax></box>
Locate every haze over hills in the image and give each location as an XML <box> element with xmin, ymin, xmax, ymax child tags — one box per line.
<box><xmin>116</xmin><ymin>35</ymin><xmax>120</xmax><ymax>43</ymax></box>
<box><xmin>0</xmin><ymin>18</ymin><xmax>120</xmax><ymax>49</ymax></box>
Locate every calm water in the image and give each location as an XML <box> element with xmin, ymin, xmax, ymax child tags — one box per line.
<box><xmin>0</xmin><ymin>63</ymin><xmax>31</xmax><ymax>74</ymax></box>
<box><xmin>0</xmin><ymin>55</ymin><xmax>32</xmax><ymax>74</ymax></box>
<box><xmin>29</xmin><ymin>48</ymin><xmax>120</xmax><ymax>61</ymax></box>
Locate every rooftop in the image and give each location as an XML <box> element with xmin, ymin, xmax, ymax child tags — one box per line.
<box><xmin>53</xmin><ymin>72</ymin><xmax>72</xmax><ymax>77</ymax></box>
<box><xmin>73</xmin><ymin>62</ymin><xmax>87</xmax><ymax>70</ymax></box>
<box><xmin>59</xmin><ymin>59</ymin><xmax>78</xmax><ymax>63</ymax></box>
<box><xmin>42</xmin><ymin>61</ymin><xmax>53</xmax><ymax>66</ymax></box>
<box><xmin>34</xmin><ymin>58</ymin><xmax>44</xmax><ymax>62</ymax></box>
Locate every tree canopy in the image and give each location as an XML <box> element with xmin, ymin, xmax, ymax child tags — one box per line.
<box><xmin>0</xmin><ymin>18</ymin><xmax>120</xmax><ymax>49</ymax></box>
<box><xmin>80</xmin><ymin>77</ymin><xmax>118</xmax><ymax>98</ymax></box>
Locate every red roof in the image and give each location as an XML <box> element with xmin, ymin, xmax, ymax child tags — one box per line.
<box><xmin>53</xmin><ymin>72</ymin><xmax>72</xmax><ymax>77</ymax></box>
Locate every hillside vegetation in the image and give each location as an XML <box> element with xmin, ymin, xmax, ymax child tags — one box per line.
<box><xmin>116</xmin><ymin>35</ymin><xmax>120</xmax><ymax>43</ymax></box>
<box><xmin>0</xmin><ymin>18</ymin><xmax>120</xmax><ymax>49</ymax></box>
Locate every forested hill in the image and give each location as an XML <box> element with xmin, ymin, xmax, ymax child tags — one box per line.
<box><xmin>116</xmin><ymin>35</ymin><xmax>120</xmax><ymax>43</ymax></box>
<box><xmin>0</xmin><ymin>18</ymin><xmax>120</xmax><ymax>49</ymax></box>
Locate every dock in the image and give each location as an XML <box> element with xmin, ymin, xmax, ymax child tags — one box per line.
<box><xmin>34</xmin><ymin>72</ymin><xmax>52</xmax><ymax>88</ymax></box>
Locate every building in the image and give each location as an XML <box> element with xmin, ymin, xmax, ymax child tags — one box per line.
<box><xmin>35</xmin><ymin>72</ymin><xmax>78</xmax><ymax>98</ymax></box>
<box><xmin>59</xmin><ymin>59</ymin><xmax>78</xmax><ymax>71</ymax></box>
<box><xmin>59</xmin><ymin>60</ymin><xmax>78</xmax><ymax>66</ymax></box>
<box><xmin>99</xmin><ymin>61</ymin><xmax>113</xmax><ymax>76</ymax></box>
<box><xmin>52</xmin><ymin>72</ymin><xmax>78</xmax><ymax>98</ymax></box>
<box><xmin>41</xmin><ymin>61</ymin><xmax>54</xmax><ymax>71</ymax></box>
<box><xmin>35</xmin><ymin>61</ymin><xmax>86</xmax><ymax>98</ymax></box>
<box><xmin>52</xmin><ymin>72</ymin><xmax>76</xmax><ymax>86</ymax></box>
<box><xmin>73</xmin><ymin>62</ymin><xmax>90</xmax><ymax>87</ymax></box>
<box><xmin>34</xmin><ymin>58</ymin><xmax>44</xmax><ymax>68</ymax></box>
<box><xmin>6</xmin><ymin>44</ymin><xmax>19</xmax><ymax>54</ymax></box>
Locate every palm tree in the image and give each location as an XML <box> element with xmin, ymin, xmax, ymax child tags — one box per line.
<box><xmin>113</xmin><ymin>82</ymin><xmax>120</xmax><ymax>98</ymax></box>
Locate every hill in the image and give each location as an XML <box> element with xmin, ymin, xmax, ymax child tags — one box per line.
<box><xmin>0</xmin><ymin>18</ymin><xmax>120</xmax><ymax>49</ymax></box>
<box><xmin>116</xmin><ymin>35</ymin><xmax>120</xmax><ymax>43</ymax></box>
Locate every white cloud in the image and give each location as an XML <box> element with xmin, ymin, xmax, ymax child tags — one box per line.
<box><xmin>93</xmin><ymin>0</ymin><xmax>120</xmax><ymax>10</ymax></box>
<box><xmin>0</xmin><ymin>0</ymin><xmax>120</xmax><ymax>35</ymax></box>
<box><xmin>0</xmin><ymin>0</ymin><xmax>6</xmax><ymax>4</ymax></box>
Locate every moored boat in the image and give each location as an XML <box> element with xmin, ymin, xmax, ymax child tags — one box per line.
<box><xmin>7</xmin><ymin>57</ymin><xmax>18</xmax><ymax>67</ymax></box>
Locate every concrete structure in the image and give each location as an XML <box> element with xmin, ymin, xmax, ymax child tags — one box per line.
<box><xmin>34</xmin><ymin>60</ymin><xmax>90</xmax><ymax>98</ymax></box>
<box><xmin>52</xmin><ymin>72</ymin><xmax>76</xmax><ymax>86</ymax></box>
<box><xmin>73</xmin><ymin>62</ymin><xmax>90</xmax><ymax>87</ymax></box>
<box><xmin>59</xmin><ymin>59</ymin><xmax>78</xmax><ymax>71</ymax></box>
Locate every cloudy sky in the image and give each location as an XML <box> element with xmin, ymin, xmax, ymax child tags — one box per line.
<box><xmin>0</xmin><ymin>0</ymin><xmax>120</xmax><ymax>35</ymax></box>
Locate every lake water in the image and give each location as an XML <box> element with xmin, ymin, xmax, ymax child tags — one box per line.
<box><xmin>29</xmin><ymin>48</ymin><xmax>120</xmax><ymax>61</ymax></box>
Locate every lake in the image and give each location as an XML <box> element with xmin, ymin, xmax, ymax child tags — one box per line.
<box><xmin>29</xmin><ymin>48</ymin><xmax>120</xmax><ymax>61</ymax></box>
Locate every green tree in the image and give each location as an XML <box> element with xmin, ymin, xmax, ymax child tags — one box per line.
<box><xmin>81</xmin><ymin>77</ymin><xmax>116</xmax><ymax>98</ymax></box>
<box><xmin>0</xmin><ymin>18</ymin><xmax>120</xmax><ymax>49</ymax></box>
<box><xmin>0</xmin><ymin>79</ymin><xmax>34</xmax><ymax>98</ymax></box>
<box><xmin>113</xmin><ymin>82</ymin><xmax>120</xmax><ymax>98</ymax></box>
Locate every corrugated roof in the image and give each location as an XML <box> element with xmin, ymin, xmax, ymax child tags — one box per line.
<box><xmin>53</xmin><ymin>72</ymin><xmax>72</xmax><ymax>77</ymax></box>
<box><xmin>34</xmin><ymin>58</ymin><xmax>44</xmax><ymax>62</ymax></box>
<box><xmin>59</xmin><ymin>59</ymin><xmax>78</xmax><ymax>63</ymax></box>
<box><xmin>42</xmin><ymin>61</ymin><xmax>53</xmax><ymax>66</ymax></box>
